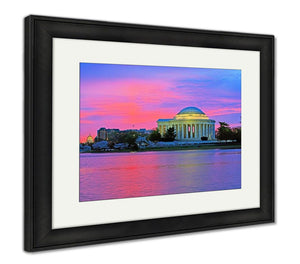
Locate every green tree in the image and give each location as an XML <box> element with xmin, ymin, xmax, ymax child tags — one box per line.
<box><xmin>149</xmin><ymin>129</ymin><xmax>162</xmax><ymax>142</ymax></box>
<box><xmin>129</xmin><ymin>142</ymin><xmax>139</xmax><ymax>151</ymax></box>
<box><xmin>163</xmin><ymin>127</ymin><xmax>176</xmax><ymax>142</ymax></box>
<box><xmin>216</xmin><ymin>122</ymin><xmax>233</xmax><ymax>140</ymax></box>
<box><xmin>116</xmin><ymin>131</ymin><xmax>138</xmax><ymax>149</ymax></box>
<box><xmin>108</xmin><ymin>141</ymin><xmax>115</xmax><ymax>149</ymax></box>
<box><xmin>231</xmin><ymin>127</ymin><xmax>241</xmax><ymax>143</ymax></box>
<box><xmin>124</xmin><ymin>132</ymin><xmax>138</xmax><ymax>145</ymax></box>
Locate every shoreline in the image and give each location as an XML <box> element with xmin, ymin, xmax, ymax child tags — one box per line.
<box><xmin>82</xmin><ymin>143</ymin><xmax>241</xmax><ymax>154</ymax></box>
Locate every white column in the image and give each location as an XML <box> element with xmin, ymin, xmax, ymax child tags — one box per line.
<box><xmin>206</xmin><ymin>124</ymin><xmax>209</xmax><ymax>138</ymax></box>
<box><xmin>193</xmin><ymin>124</ymin><xmax>195</xmax><ymax>139</ymax></box>
<box><xmin>199</xmin><ymin>124</ymin><xmax>202</xmax><ymax>139</ymax></box>
<box><xmin>194</xmin><ymin>124</ymin><xmax>196</xmax><ymax>139</ymax></box>
<box><xmin>186</xmin><ymin>124</ymin><xmax>188</xmax><ymax>139</ymax></box>
<box><xmin>181</xmin><ymin>124</ymin><xmax>183</xmax><ymax>139</ymax></box>
<box><xmin>186</xmin><ymin>124</ymin><xmax>189</xmax><ymax>139</ymax></box>
<box><xmin>199</xmin><ymin>124</ymin><xmax>201</xmax><ymax>138</ymax></box>
<box><xmin>186</xmin><ymin>125</ymin><xmax>188</xmax><ymax>139</ymax></box>
<box><xmin>208</xmin><ymin>124</ymin><xmax>210</xmax><ymax>137</ymax></box>
<box><xmin>201</xmin><ymin>124</ymin><xmax>203</xmax><ymax>138</ymax></box>
<box><xmin>181</xmin><ymin>124</ymin><xmax>183</xmax><ymax>140</ymax></box>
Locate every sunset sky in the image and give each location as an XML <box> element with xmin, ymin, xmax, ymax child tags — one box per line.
<box><xmin>80</xmin><ymin>63</ymin><xmax>241</xmax><ymax>142</ymax></box>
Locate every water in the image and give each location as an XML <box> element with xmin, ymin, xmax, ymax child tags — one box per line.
<box><xmin>80</xmin><ymin>148</ymin><xmax>241</xmax><ymax>202</ymax></box>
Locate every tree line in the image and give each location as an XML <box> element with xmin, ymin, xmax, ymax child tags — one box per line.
<box><xmin>148</xmin><ymin>122</ymin><xmax>241</xmax><ymax>142</ymax></box>
<box><xmin>216</xmin><ymin>122</ymin><xmax>241</xmax><ymax>142</ymax></box>
<box><xmin>149</xmin><ymin>127</ymin><xmax>176</xmax><ymax>142</ymax></box>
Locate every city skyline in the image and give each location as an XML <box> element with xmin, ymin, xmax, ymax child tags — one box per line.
<box><xmin>80</xmin><ymin>63</ymin><xmax>241</xmax><ymax>142</ymax></box>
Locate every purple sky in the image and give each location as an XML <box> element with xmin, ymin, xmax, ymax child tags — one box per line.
<box><xmin>80</xmin><ymin>63</ymin><xmax>241</xmax><ymax>142</ymax></box>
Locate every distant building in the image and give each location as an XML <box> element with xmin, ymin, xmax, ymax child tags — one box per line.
<box><xmin>139</xmin><ymin>128</ymin><xmax>146</xmax><ymax>133</ymax></box>
<box><xmin>107</xmin><ymin>129</ymin><xmax>120</xmax><ymax>133</ymax></box>
<box><xmin>86</xmin><ymin>134</ymin><xmax>94</xmax><ymax>144</ymax></box>
<box><xmin>97</xmin><ymin>127</ymin><xmax>107</xmax><ymax>141</ymax></box>
<box><xmin>96</xmin><ymin>127</ymin><xmax>120</xmax><ymax>141</ymax></box>
<box><xmin>157</xmin><ymin>107</ymin><xmax>215</xmax><ymax>141</ymax></box>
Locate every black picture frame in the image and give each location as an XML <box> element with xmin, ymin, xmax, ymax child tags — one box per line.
<box><xmin>24</xmin><ymin>15</ymin><xmax>274</xmax><ymax>252</ymax></box>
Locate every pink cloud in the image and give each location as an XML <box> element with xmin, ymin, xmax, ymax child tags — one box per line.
<box><xmin>79</xmin><ymin>73</ymin><xmax>241</xmax><ymax>142</ymax></box>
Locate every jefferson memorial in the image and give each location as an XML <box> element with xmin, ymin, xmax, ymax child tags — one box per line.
<box><xmin>157</xmin><ymin>107</ymin><xmax>216</xmax><ymax>141</ymax></box>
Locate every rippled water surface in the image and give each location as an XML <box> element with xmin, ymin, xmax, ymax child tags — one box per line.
<box><xmin>80</xmin><ymin>148</ymin><xmax>241</xmax><ymax>202</ymax></box>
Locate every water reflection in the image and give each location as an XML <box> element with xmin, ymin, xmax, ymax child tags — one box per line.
<box><xmin>80</xmin><ymin>149</ymin><xmax>241</xmax><ymax>202</ymax></box>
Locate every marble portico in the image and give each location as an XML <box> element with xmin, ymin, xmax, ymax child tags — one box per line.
<box><xmin>157</xmin><ymin>107</ymin><xmax>216</xmax><ymax>141</ymax></box>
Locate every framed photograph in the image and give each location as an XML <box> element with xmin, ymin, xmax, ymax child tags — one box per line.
<box><xmin>24</xmin><ymin>15</ymin><xmax>274</xmax><ymax>251</ymax></box>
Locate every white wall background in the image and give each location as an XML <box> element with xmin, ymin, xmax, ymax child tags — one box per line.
<box><xmin>0</xmin><ymin>0</ymin><xmax>297</xmax><ymax>262</ymax></box>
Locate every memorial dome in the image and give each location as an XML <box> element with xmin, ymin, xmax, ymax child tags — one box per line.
<box><xmin>175</xmin><ymin>106</ymin><xmax>208</xmax><ymax>120</ymax></box>
<box><xmin>177</xmin><ymin>107</ymin><xmax>205</xmax><ymax>115</ymax></box>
